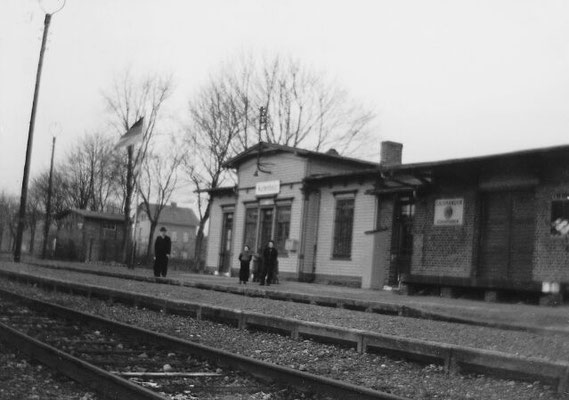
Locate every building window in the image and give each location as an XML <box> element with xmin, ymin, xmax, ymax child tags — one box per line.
<box><xmin>551</xmin><ymin>195</ymin><xmax>569</xmax><ymax>235</ymax></box>
<box><xmin>102</xmin><ymin>223</ymin><xmax>116</xmax><ymax>231</ymax></box>
<box><xmin>243</xmin><ymin>207</ymin><xmax>258</xmax><ymax>250</ymax></box>
<box><xmin>172</xmin><ymin>231</ymin><xmax>178</xmax><ymax>242</ymax></box>
<box><xmin>183</xmin><ymin>232</ymin><xmax>189</xmax><ymax>243</ymax></box>
<box><xmin>275</xmin><ymin>204</ymin><xmax>291</xmax><ymax>254</ymax></box>
<box><xmin>333</xmin><ymin>197</ymin><xmax>355</xmax><ymax>258</ymax></box>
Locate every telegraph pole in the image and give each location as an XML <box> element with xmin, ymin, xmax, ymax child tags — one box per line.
<box><xmin>14</xmin><ymin>13</ymin><xmax>53</xmax><ymax>262</ymax></box>
<box><xmin>41</xmin><ymin>135</ymin><xmax>56</xmax><ymax>259</ymax></box>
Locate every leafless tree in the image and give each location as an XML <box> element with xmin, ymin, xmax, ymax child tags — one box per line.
<box><xmin>29</xmin><ymin>167</ymin><xmax>72</xmax><ymax>256</ymax></box>
<box><xmin>25</xmin><ymin>192</ymin><xmax>43</xmax><ymax>255</ymax></box>
<box><xmin>184</xmin><ymin>77</ymin><xmax>242</xmax><ymax>269</ymax></box>
<box><xmin>103</xmin><ymin>70</ymin><xmax>174</xmax><ymax>260</ymax></box>
<box><xmin>0</xmin><ymin>192</ymin><xmax>19</xmax><ymax>252</ymax></box>
<box><xmin>63</xmin><ymin>132</ymin><xmax>121</xmax><ymax>212</ymax></box>
<box><xmin>137</xmin><ymin>143</ymin><xmax>183</xmax><ymax>259</ymax></box>
<box><xmin>210</xmin><ymin>54</ymin><xmax>375</xmax><ymax>154</ymax></box>
<box><xmin>184</xmin><ymin>54</ymin><xmax>376</xmax><ymax>267</ymax></box>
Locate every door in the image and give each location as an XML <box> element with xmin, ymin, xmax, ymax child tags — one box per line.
<box><xmin>390</xmin><ymin>194</ymin><xmax>415</xmax><ymax>285</ymax></box>
<box><xmin>258</xmin><ymin>208</ymin><xmax>274</xmax><ymax>252</ymax></box>
<box><xmin>219</xmin><ymin>212</ymin><xmax>233</xmax><ymax>273</ymax></box>
<box><xmin>479</xmin><ymin>191</ymin><xmax>535</xmax><ymax>283</ymax></box>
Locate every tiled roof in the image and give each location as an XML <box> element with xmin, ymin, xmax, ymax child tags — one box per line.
<box><xmin>57</xmin><ymin>209</ymin><xmax>125</xmax><ymax>222</ymax></box>
<box><xmin>143</xmin><ymin>204</ymin><xmax>199</xmax><ymax>227</ymax></box>
<box><xmin>223</xmin><ymin>142</ymin><xmax>379</xmax><ymax>169</ymax></box>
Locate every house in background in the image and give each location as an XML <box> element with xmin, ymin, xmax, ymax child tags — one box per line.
<box><xmin>55</xmin><ymin>209</ymin><xmax>126</xmax><ymax>263</ymax></box>
<box><xmin>136</xmin><ymin>202</ymin><xmax>199</xmax><ymax>260</ymax></box>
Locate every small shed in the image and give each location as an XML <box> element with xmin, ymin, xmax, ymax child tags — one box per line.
<box><xmin>55</xmin><ymin>209</ymin><xmax>126</xmax><ymax>263</ymax></box>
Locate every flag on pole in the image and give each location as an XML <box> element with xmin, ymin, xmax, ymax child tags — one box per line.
<box><xmin>115</xmin><ymin>117</ymin><xmax>144</xmax><ymax>149</ymax></box>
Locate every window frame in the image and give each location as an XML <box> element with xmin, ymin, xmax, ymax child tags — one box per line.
<box><xmin>275</xmin><ymin>202</ymin><xmax>292</xmax><ymax>256</ymax></box>
<box><xmin>332</xmin><ymin>193</ymin><xmax>356</xmax><ymax>259</ymax></box>
<box><xmin>551</xmin><ymin>194</ymin><xmax>569</xmax><ymax>236</ymax></box>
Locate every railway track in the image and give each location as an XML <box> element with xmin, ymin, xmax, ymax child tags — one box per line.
<box><xmin>0</xmin><ymin>288</ymin><xmax>406</xmax><ymax>400</ymax></box>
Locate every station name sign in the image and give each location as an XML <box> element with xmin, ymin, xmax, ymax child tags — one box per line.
<box><xmin>255</xmin><ymin>180</ymin><xmax>280</xmax><ymax>197</ymax></box>
<box><xmin>434</xmin><ymin>198</ymin><xmax>464</xmax><ymax>226</ymax></box>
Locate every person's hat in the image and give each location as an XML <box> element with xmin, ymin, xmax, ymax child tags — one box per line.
<box><xmin>159</xmin><ymin>227</ymin><xmax>167</xmax><ymax>232</ymax></box>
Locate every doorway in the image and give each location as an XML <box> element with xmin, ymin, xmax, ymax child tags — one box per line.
<box><xmin>390</xmin><ymin>194</ymin><xmax>415</xmax><ymax>285</ymax></box>
<box><xmin>219</xmin><ymin>212</ymin><xmax>233</xmax><ymax>274</ymax></box>
<box><xmin>478</xmin><ymin>191</ymin><xmax>535</xmax><ymax>283</ymax></box>
<box><xmin>258</xmin><ymin>208</ymin><xmax>274</xmax><ymax>252</ymax></box>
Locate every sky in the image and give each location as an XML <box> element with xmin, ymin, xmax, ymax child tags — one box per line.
<box><xmin>2</xmin><ymin>0</ymin><xmax>569</xmax><ymax>204</ymax></box>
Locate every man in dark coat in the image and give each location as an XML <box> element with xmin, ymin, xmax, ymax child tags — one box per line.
<box><xmin>153</xmin><ymin>227</ymin><xmax>171</xmax><ymax>277</ymax></box>
<box><xmin>260</xmin><ymin>240</ymin><xmax>278</xmax><ymax>286</ymax></box>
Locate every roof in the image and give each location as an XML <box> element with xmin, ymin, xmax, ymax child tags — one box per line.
<box><xmin>57</xmin><ymin>209</ymin><xmax>125</xmax><ymax>222</ymax></box>
<box><xmin>381</xmin><ymin>143</ymin><xmax>569</xmax><ymax>173</ymax></box>
<box><xmin>304</xmin><ymin>144</ymin><xmax>569</xmax><ymax>193</ymax></box>
<box><xmin>223</xmin><ymin>142</ymin><xmax>379</xmax><ymax>169</ymax></box>
<box><xmin>199</xmin><ymin>186</ymin><xmax>237</xmax><ymax>196</ymax></box>
<box><xmin>143</xmin><ymin>204</ymin><xmax>199</xmax><ymax>227</ymax></box>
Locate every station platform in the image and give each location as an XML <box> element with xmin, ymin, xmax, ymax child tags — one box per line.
<box><xmin>2</xmin><ymin>255</ymin><xmax>569</xmax><ymax>335</ymax></box>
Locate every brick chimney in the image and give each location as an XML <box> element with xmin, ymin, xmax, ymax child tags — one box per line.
<box><xmin>380</xmin><ymin>141</ymin><xmax>403</xmax><ymax>166</ymax></box>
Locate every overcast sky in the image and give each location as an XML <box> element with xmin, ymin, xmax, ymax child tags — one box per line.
<box><xmin>2</xmin><ymin>0</ymin><xmax>569</xmax><ymax>201</ymax></box>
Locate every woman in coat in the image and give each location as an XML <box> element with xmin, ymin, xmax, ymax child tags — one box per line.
<box><xmin>238</xmin><ymin>245</ymin><xmax>252</xmax><ymax>284</ymax></box>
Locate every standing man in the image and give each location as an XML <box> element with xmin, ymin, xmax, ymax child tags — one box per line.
<box><xmin>153</xmin><ymin>227</ymin><xmax>171</xmax><ymax>277</ymax></box>
<box><xmin>260</xmin><ymin>240</ymin><xmax>278</xmax><ymax>286</ymax></box>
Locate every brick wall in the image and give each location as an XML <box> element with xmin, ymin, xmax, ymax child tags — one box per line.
<box><xmin>412</xmin><ymin>184</ymin><xmax>478</xmax><ymax>278</ymax></box>
<box><xmin>372</xmin><ymin>197</ymin><xmax>394</xmax><ymax>288</ymax></box>
<box><xmin>533</xmin><ymin>164</ymin><xmax>569</xmax><ymax>283</ymax></box>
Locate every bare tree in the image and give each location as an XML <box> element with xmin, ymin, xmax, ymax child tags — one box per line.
<box><xmin>58</xmin><ymin>132</ymin><xmax>121</xmax><ymax>212</ymax></box>
<box><xmin>103</xmin><ymin>70</ymin><xmax>173</xmax><ymax>260</ymax></box>
<box><xmin>212</xmin><ymin>54</ymin><xmax>375</xmax><ymax>154</ymax></box>
<box><xmin>25</xmin><ymin>193</ymin><xmax>43</xmax><ymax>255</ymax></box>
<box><xmin>138</xmin><ymin>144</ymin><xmax>182</xmax><ymax>259</ymax></box>
<box><xmin>184</xmin><ymin>78</ymin><xmax>242</xmax><ymax>269</ymax></box>
<box><xmin>0</xmin><ymin>192</ymin><xmax>19</xmax><ymax>252</ymax></box>
<box><xmin>184</xmin><ymin>54</ymin><xmax>376</xmax><ymax>268</ymax></box>
<box><xmin>29</xmin><ymin>167</ymin><xmax>71</xmax><ymax>256</ymax></box>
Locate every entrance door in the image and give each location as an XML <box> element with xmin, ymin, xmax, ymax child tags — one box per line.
<box><xmin>479</xmin><ymin>191</ymin><xmax>535</xmax><ymax>283</ymax></box>
<box><xmin>390</xmin><ymin>194</ymin><xmax>415</xmax><ymax>285</ymax></box>
<box><xmin>258</xmin><ymin>208</ymin><xmax>274</xmax><ymax>252</ymax></box>
<box><xmin>219</xmin><ymin>212</ymin><xmax>233</xmax><ymax>273</ymax></box>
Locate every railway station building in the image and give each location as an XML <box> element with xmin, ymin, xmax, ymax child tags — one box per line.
<box><xmin>205</xmin><ymin>142</ymin><xmax>569</xmax><ymax>301</ymax></box>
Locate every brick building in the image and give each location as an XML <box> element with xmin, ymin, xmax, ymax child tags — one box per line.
<box><xmin>55</xmin><ymin>209</ymin><xmax>126</xmax><ymax>263</ymax></box>
<box><xmin>206</xmin><ymin>142</ymin><xmax>569</xmax><ymax>301</ymax></box>
<box><xmin>135</xmin><ymin>203</ymin><xmax>199</xmax><ymax>261</ymax></box>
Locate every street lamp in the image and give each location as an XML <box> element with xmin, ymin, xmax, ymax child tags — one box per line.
<box><xmin>14</xmin><ymin>0</ymin><xmax>65</xmax><ymax>262</ymax></box>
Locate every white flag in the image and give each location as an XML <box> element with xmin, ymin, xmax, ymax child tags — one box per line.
<box><xmin>115</xmin><ymin>118</ymin><xmax>144</xmax><ymax>149</ymax></box>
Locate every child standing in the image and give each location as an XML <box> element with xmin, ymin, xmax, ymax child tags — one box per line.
<box><xmin>238</xmin><ymin>245</ymin><xmax>252</xmax><ymax>284</ymax></box>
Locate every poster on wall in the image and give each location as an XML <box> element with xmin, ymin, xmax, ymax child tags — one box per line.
<box><xmin>434</xmin><ymin>198</ymin><xmax>464</xmax><ymax>226</ymax></box>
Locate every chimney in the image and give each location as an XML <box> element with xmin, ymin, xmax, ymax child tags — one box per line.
<box><xmin>380</xmin><ymin>141</ymin><xmax>403</xmax><ymax>166</ymax></box>
<box><xmin>171</xmin><ymin>202</ymin><xmax>177</xmax><ymax>208</ymax></box>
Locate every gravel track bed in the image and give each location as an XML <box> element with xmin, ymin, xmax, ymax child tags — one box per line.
<box><xmin>0</xmin><ymin>279</ymin><xmax>564</xmax><ymax>400</ymax></box>
<box><xmin>0</xmin><ymin>342</ymin><xmax>99</xmax><ymax>400</ymax></box>
<box><xmin>5</xmin><ymin>263</ymin><xmax>569</xmax><ymax>363</ymax></box>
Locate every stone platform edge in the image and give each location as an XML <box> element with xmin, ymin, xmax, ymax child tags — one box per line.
<box><xmin>23</xmin><ymin>261</ymin><xmax>568</xmax><ymax>337</ymax></box>
<box><xmin>1</xmin><ymin>268</ymin><xmax>568</xmax><ymax>394</ymax></box>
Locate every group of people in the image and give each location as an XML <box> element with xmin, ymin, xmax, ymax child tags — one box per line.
<box><xmin>238</xmin><ymin>240</ymin><xmax>278</xmax><ymax>286</ymax></box>
<box><xmin>152</xmin><ymin>226</ymin><xmax>278</xmax><ymax>286</ymax></box>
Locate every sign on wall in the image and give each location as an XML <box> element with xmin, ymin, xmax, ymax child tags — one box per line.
<box><xmin>255</xmin><ymin>180</ymin><xmax>280</xmax><ymax>197</ymax></box>
<box><xmin>434</xmin><ymin>198</ymin><xmax>464</xmax><ymax>226</ymax></box>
